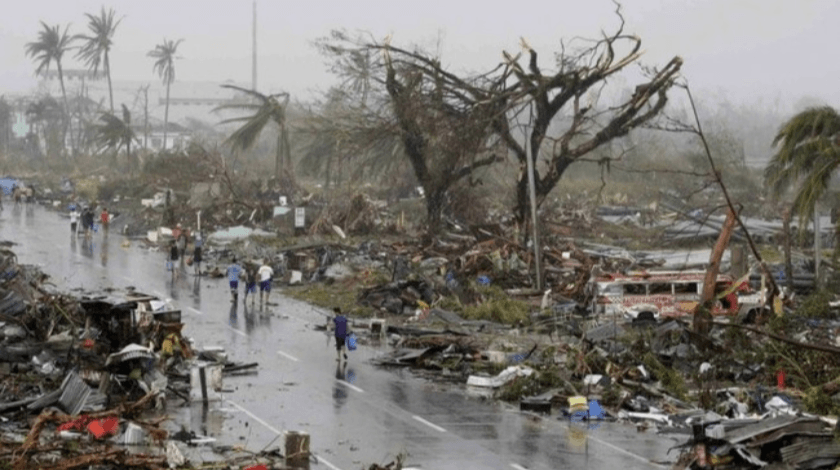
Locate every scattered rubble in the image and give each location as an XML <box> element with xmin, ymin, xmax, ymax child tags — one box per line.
<box><xmin>0</xmin><ymin>246</ymin><xmax>284</xmax><ymax>469</ymax></box>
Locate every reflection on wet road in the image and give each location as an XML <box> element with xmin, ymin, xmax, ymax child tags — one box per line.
<box><xmin>0</xmin><ymin>205</ymin><xmax>678</xmax><ymax>469</ymax></box>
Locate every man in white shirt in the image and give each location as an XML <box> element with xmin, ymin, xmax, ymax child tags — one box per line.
<box><xmin>257</xmin><ymin>259</ymin><xmax>274</xmax><ymax>304</ymax></box>
<box><xmin>69</xmin><ymin>207</ymin><xmax>79</xmax><ymax>236</ymax></box>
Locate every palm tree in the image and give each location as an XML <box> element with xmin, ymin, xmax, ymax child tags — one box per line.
<box><xmin>214</xmin><ymin>84</ymin><xmax>291</xmax><ymax>180</ymax></box>
<box><xmin>93</xmin><ymin>104</ymin><xmax>138</xmax><ymax>171</ymax></box>
<box><xmin>147</xmin><ymin>38</ymin><xmax>182</xmax><ymax>151</ymax></box>
<box><xmin>25</xmin><ymin>22</ymin><xmax>75</xmax><ymax>156</ymax></box>
<box><xmin>75</xmin><ymin>7</ymin><xmax>122</xmax><ymax>113</ymax></box>
<box><xmin>26</xmin><ymin>96</ymin><xmax>64</xmax><ymax>158</ymax></box>
<box><xmin>765</xmin><ymin>106</ymin><xmax>840</xmax><ymax>222</ymax></box>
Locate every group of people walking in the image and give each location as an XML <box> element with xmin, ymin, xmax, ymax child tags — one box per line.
<box><xmin>167</xmin><ymin>224</ymin><xmax>204</xmax><ymax>278</ymax></box>
<box><xmin>225</xmin><ymin>258</ymin><xmax>274</xmax><ymax>306</ymax></box>
<box><xmin>69</xmin><ymin>205</ymin><xmax>109</xmax><ymax>239</ymax></box>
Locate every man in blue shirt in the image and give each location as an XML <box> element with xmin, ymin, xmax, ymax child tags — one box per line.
<box><xmin>332</xmin><ymin>307</ymin><xmax>348</xmax><ymax>362</ymax></box>
<box><xmin>226</xmin><ymin>258</ymin><xmax>242</xmax><ymax>302</ymax></box>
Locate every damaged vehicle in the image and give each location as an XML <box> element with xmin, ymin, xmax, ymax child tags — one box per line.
<box><xmin>588</xmin><ymin>270</ymin><xmax>757</xmax><ymax>323</ymax></box>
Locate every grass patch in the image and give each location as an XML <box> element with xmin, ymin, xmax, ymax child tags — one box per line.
<box><xmin>283</xmin><ymin>282</ymin><xmax>375</xmax><ymax>317</ymax></box>
<box><xmin>462</xmin><ymin>285</ymin><xmax>530</xmax><ymax>325</ymax></box>
<box><xmin>497</xmin><ymin>367</ymin><xmax>564</xmax><ymax>402</ymax></box>
<box><xmin>642</xmin><ymin>352</ymin><xmax>689</xmax><ymax>401</ymax></box>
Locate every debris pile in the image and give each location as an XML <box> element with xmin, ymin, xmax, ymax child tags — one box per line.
<box><xmin>0</xmin><ymin>246</ymin><xmax>273</xmax><ymax>469</ymax></box>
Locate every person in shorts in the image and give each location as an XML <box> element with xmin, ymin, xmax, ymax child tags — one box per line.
<box><xmin>193</xmin><ymin>234</ymin><xmax>203</xmax><ymax>276</ymax></box>
<box><xmin>69</xmin><ymin>207</ymin><xmax>78</xmax><ymax>235</ymax></box>
<box><xmin>243</xmin><ymin>263</ymin><xmax>258</xmax><ymax>306</ymax></box>
<box><xmin>226</xmin><ymin>258</ymin><xmax>242</xmax><ymax>302</ymax></box>
<box><xmin>168</xmin><ymin>240</ymin><xmax>179</xmax><ymax>278</ymax></box>
<box><xmin>332</xmin><ymin>307</ymin><xmax>348</xmax><ymax>362</ymax></box>
<box><xmin>257</xmin><ymin>259</ymin><xmax>274</xmax><ymax>305</ymax></box>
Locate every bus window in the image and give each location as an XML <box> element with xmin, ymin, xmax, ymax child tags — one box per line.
<box><xmin>624</xmin><ymin>283</ymin><xmax>646</xmax><ymax>295</ymax></box>
<box><xmin>674</xmin><ymin>282</ymin><xmax>699</xmax><ymax>294</ymax></box>
<box><xmin>649</xmin><ymin>283</ymin><xmax>672</xmax><ymax>295</ymax></box>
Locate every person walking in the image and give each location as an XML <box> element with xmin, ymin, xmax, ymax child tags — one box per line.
<box><xmin>257</xmin><ymin>259</ymin><xmax>274</xmax><ymax>305</ymax></box>
<box><xmin>193</xmin><ymin>233</ymin><xmax>203</xmax><ymax>276</ymax></box>
<box><xmin>69</xmin><ymin>206</ymin><xmax>79</xmax><ymax>235</ymax></box>
<box><xmin>243</xmin><ymin>263</ymin><xmax>258</xmax><ymax>306</ymax></box>
<box><xmin>176</xmin><ymin>224</ymin><xmax>188</xmax><ymax>261</ymax></box>
<box><xmin>332</xmin><ymin>307</ymin><xmax>349</xmax><ymax>362</ymax></box>
<box><xmin>83</xmin><ymin>207</ymin><xmax>95</xmax><ymax>240</ymax></box>
<box><xmin>168</xmin><ymin>240</ymin><xmax>179</xmax><ymax>279</ymax></box>
<box><xmin>100</xmin><ymin>207</ymin><xmax>109</xmax><ymax>233</ymax></box>
<box><xmin>226</xmin><ymin>257</ymin><xmax>242</xmax><ymax>302</ymax></box>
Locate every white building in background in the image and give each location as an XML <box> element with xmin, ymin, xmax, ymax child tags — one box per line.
<box><xmin>135</xmin><ymin>119</ymin><xmax>193</xmax><ymax>152</ymax></box>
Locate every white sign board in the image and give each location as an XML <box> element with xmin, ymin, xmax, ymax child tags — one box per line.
<box><xmin>294</xmin><ymin>208</ymin><xmax>305</xmax><ymax>228</ymax></box>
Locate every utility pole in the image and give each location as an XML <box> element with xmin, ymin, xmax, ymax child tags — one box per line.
<box><xmin>252</xmin><ymin>0</ymin><xmax>257</xmax><ymax>91</ymax></box>
<box><xmin>525</xmin><ymin>131</ymin><xmax>542</xmax><ymax>292</ymax></box>
<box><xmin>143</xmin><ymin>85</ymin><xmax>149</xmax><ymax>151</ymax></box>
<box><xmin>815</xmin><ymin>206</ymin><xmax>822</xmax><ymax>289</ymax></box>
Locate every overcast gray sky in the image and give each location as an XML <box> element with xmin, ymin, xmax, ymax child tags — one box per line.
<box><xmin>2</xmin><ymin>0</ymin><xmax>838</xmax><ymax>112</ymax></box>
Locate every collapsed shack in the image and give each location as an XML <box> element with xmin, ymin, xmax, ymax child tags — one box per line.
<box><xmin>0</xmin><ymin>247</ymin><xmax>284</xmax><ymax>469</ymax></box>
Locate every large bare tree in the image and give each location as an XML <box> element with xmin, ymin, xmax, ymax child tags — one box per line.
<box><xmin>498</xmin><ymin>5</ymin><xmax>683</xmax><ymax>227</ymax></box>
<box><xmin>316</xmin><ymin>31</ymin><xmax>517</xmax><ymax>236</ymax></box>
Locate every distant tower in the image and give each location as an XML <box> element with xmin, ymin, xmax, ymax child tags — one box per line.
<box><xmin>252</xmin><ymin>0</ymin><xmax>257</xmax><ymax>91</ymax></box>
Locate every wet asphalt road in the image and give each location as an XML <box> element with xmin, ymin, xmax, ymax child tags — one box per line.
<box><xmin>1</xmin><ymin>204</ymin><xmax>682</xmax><ymax>470</ymax></box>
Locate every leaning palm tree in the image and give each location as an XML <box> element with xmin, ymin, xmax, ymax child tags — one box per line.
<box><xmin>75</xmin><ymin>7</ymin><xmax>122</xmax><ymax>113</ymax></box>
<box><xmin>765</xmin><ymin>106</ymin><xmax>840</xmax><ymax>223</ymax></box>
<box><xmin>25</xmin><ymin>22</ymin><xmax>75</xmax><ymax>156</ymax></box>
<box><xmin>214</xmin><ymin>84</ymin><xmax>292</xmax><ymax>181</ymax></box>
<box><xmin>147</xmin><ymin>38</ymin><xmax>182</xmax><ymax>151</ymax></box>
<box><xmin>93</xmin><ymin>104</ymin><xmax>138</xmax><ymax>171</ymax></box>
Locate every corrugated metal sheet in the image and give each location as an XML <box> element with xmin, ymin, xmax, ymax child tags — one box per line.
<box><xmin>723</xmin><ymin>414</ymin><xmax>799</xmax><ymax>444</ymax></box>
<box><xmin>0</xmin><ymin>290</ymin><xmax>25</xmax><ymax>316</ymax></box>
<box><xmin>58</xmin><ymin>371</ymin><xmax>91</xmax><ymax>416</ymax></box>
<box><xmin>781</xmin><ymin>439</ymin><xmax>840</xmax><ymax>469</ymax></box>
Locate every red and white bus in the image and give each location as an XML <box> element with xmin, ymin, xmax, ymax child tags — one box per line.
<box><xmin>588</xmin><ymin>270</ymin><xmax>754</xmax><ymax>322</ymax></box>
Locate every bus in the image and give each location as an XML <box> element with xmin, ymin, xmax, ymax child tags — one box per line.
<box><xmin>587</xmin><ymin>270</ymin><xmax>754</xmax><ymax>322</ymax></box>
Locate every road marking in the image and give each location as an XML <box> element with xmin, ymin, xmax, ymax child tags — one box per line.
<box><xmin>412</xmin><ymin>415</ymin><xmax>446</xmax><ymax>433</ymax></box>
<box><xmin>225</xmin><ymin>400</ymin><xmax>281</xmax><ymax>435</ymax></box>
<box><xmin>276</xmin><ymin>350</ymin><xmax>299</xmax><ymax>362</ymax></box>
<box><xmin>122</xmin><ymin>275</ymin><xmax>133</xmax><ymax>282</ymax></box>
<box><xmin>316</xmin><ymin>456</ymin><xmax>344</xmax><ymax>470</ymax></box>
<box><xmin>510</xmin><ymin>464</ymin><xmax>528</xmax><ymax>470</ymax></box>
<box><xmin>187</xmin><ymin>307</ymin><xmax>202</xmax><ymax>315</ymax></box>
<box><xmin>228</xmin><ymin>326</ymin><xmax>247</xmax><ymax>337</ymax></box>
<box><xmin>338</xmin><ymin>380</ymin><xmax>364</xmax><ymax>393</ymax></box>
<box><xmin>561</xmin><ymin>422</ymin><xmax>670</xmax><ymax>469</ymax></box>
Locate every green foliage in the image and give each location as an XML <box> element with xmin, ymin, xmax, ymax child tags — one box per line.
<box><xmin>462</xmin><ymin>285</ymin><xmax>530</xmax><ymax>325</ymax></box>
<box><xmin>437</xmin><ymin>295</ymin><xmax>463</xmax><ymax>312</ymax></box>
<box><xmin>803</xmin><ymin>386</ymin><xmax>840</xmax><ymax>416</ymax></box>
<box><xmin>284</xmin><ymin>283</ymin><xmax>374</xmax><ymax>318</ymax></box>
<box><xmin>765</xmin><ymin>106</ymin><xmax>840</xmax><ymax>224</ymax></box>
<box><xmin>497</xmin><ymin>367</ymin><xmax>563</xmax><ymax>402</ymax></box>
<box><xmin>642</xmin><ymin>352</ymin><xmax>689</xmax><ymax>401</ymax></box>
<box><xmin>795</xmin><ymin>290</ymin><xmax>834</xmax><ymax>319</ymax></box>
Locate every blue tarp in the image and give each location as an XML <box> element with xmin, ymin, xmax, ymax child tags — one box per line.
<box><xmin>0</xmin><ymin>177</ymin><xmax>19</xmax><ymax>196</ymax></box>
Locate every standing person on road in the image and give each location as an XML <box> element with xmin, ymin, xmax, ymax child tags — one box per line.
<box><xmin>100</xmin><ymin>207</ymin><xmax>109</xmax><ymax>233</ymax></box>
<box><xmin>176</xmin><ymin>225</ymin><xmax>188</xmax><ymax>261</ymax></box>
<box><xmin>69</xmin><ymin>207</ymin><xmax>79</xmax><ymax>235</ymax></box>
<box><xmin>242</xmin><ymin>263</ymin><xmax>258</xmax><ymax>306</ymax></box>
<box><xmin>82</xmin><ymin>207</ymin><xmax>94</xmax><ymax>240</ymax></box>
<box><xmin>193</xmin><ymin>233</ymin><xmax>203</xmax><ymax>276</ymax></box>
<box><xmin>332</xmin><ymin>307</ymin><xmax>349</xmax><ymax>362</ymax></box>
<box><xmin>258</xmin><ymin>259</ymin><xmax>274</xmax><ymax>305</ymax></box>
<box><xmin>226</xmin><ymin>257</ymin><xmax>242</xmax><ymax>302</ymax></box>
<box><xmin>168</xmin><ymin>240</ymin><xmax>179</xmax><ymax>279</ymax></box>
